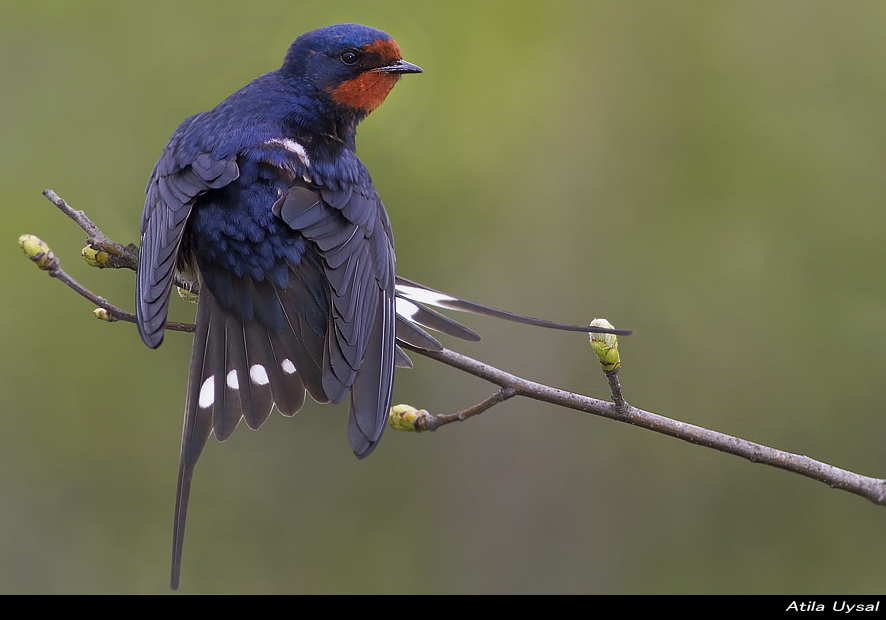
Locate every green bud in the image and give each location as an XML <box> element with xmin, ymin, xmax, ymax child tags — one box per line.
<box><xmin>590</xmin><ymin>318</ymin><xmax>621</xmax><ymax>371</ymax></box>
<box><xmin>177</xmin><ymin>287</ymin><xmax>199</xmax><ymax>303</ymax></box>
<box><xmin>388</xmin><ymin>404</ymin><xmax>427</xmax><ymax>432</ymax></box>
<box><xmin>18</xmin><ymin>234</ymin><xmax>56</xmax><ymax>271</ymax></box>
<box><xmin>81</xmin><ymin>244</ymin><xmax>110</xmax><ymax>268</ymax></box>
<box><xmin>93</xmin><ymin>307</ymin><xmax>116</xmax><ymax>322</ymax></box>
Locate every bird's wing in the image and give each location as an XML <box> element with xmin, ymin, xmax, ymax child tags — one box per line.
<box><xmin>137</xmin><ymin>148</ymin><xmax>239</xmax><ymax>348</ymax></box>
<box><xmin>138</xmin><ymin>144</ymin><xmax>246</xmax><ymax>591</ymax></box>
<box><xmin>272</xmin><ymin>181</ymin><xmax>395</xmax><ymax>458</ymax></box>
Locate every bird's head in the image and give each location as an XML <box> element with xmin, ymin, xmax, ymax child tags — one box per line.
<box><xmin>281</xmin><ymin>24</ymin><xmax>422</xmax><ymax>135</ymax></box>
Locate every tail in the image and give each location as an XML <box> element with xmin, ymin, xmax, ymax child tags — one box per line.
<box><xmin>391</xmin><ymin>276</ymin><xmax>631</xmax><ymax>363</ymax></box>
<box><xmin>170</xmin><ymin>272</ymin><xmax>324</xmax><ymax>589</ymax></box>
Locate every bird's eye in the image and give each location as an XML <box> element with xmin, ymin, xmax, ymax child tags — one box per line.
<box><xmin>340</xmin><ymin>50</ymin><xmax>360</xmax><ymax>65</ymax></box>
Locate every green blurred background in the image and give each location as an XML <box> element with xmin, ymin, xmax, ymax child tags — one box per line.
<box><xmin>2</xmin><ymin>0</ymin><xmax>886</xmax><ymax>594</ymax></box>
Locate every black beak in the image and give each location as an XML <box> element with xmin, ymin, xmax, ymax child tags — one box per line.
<box><xmin>376</xmin><ymin>59</ymin><xmax>423</xmax><ymax>74</ymax></box>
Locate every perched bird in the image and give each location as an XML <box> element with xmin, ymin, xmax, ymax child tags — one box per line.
<box><xmin>136</xmin><ymin>23</ymin><xmax>628</xmax><ymax>590</ymax></box>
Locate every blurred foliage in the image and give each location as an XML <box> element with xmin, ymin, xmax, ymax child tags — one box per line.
<box><xmin>3</xmin><ymin>0</ymin><xmax>886</xmax><ymax>593</ymax></box>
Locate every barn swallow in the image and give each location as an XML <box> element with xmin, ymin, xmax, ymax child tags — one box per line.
<box><xmin>135</xmin><ymin>23</ymin><xmax>628</xmax><ymax>589</ymax></box>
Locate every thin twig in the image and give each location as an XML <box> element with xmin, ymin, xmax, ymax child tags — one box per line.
<box><xmin>42</xmin><ymin>189</ymin><xmax>106</xmax><ymax>240</ymax></box>
<box><xmin>54</xmin><ymin>259</ymin><xmax>196</xmax><ymax>333</ymax></box>
<box><xmin>604</xmin><ymin>368</ymin><xmax>626</xmax><ymax>412</ymax></box>
<box><xmin>43</xmin><ymin>189</ymin><xmax>140</xmax><ymax>270</ymax></box>
<box><xmin>415</xmin><ymin>387</ymin><xmax>518</xmax><ymax>431</ymax></box>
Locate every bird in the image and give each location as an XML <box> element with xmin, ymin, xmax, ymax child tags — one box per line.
<box><xmin>135</xmin><ymin>23</ymin><xmax>630</xmax><ymax>590</ymax></box>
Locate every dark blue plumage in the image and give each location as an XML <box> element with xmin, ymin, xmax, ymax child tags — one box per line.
<box><xmin>137</xmin><ymin>24</ymin><xmax>423</xmax><ymax>590</ymax></box>
<box><xmin>136</xmin><ymin>23</ymin><xmax>630</xmax><ymax>590</ymax></box>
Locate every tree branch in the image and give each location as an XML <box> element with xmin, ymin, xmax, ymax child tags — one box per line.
<box><xmin>399</xmin><ymin>344</ymin><xmax>886</xmax><ymax>506</ymax></box>
<box><xmin>20</xmin><ymin>189</ymin><xmax>886</xmax><ymax>509</ymax></box>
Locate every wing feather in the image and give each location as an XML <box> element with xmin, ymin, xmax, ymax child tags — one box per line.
<box><xmin>275</xmin><ymin>182</ymin><xmax>396</xmax><ymax>455</ymax></box>
<box><xmin>136</xmin><ymin>150</ymin><xmax>239</xmax><ymax>349</ymax></box>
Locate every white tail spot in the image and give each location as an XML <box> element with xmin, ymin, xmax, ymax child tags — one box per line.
<box><xmin>226</xmin><ymin>369</ymin><xmax>239</xmax><ymax>390</ymax></box>
<box><xmin>396</xmin><ymin>285</ymin><xmax>456</xmax><ymax>308</ymax></box>
<box><xmin>250</xmin><ymin>364</ymin><xmax>269</xmax><ymax>386</ymax></box>
<box><xmin>198</xmin><ymin>376</ymin><xmax>215</xmax><ymax>409</ymax></box>
<box><xmin>281</xmin><ymin>359</ymin><xmax>297</xmax><ymax>374</ymax></box>
<box><xmin>395</xmin><ymin>297</ymin><xmax>421</xmax><ymax>321</ymax></box>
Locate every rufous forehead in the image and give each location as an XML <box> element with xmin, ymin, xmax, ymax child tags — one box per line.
<box><xmin>361</xmin><ymin>38</ymin><xmax>402</xmax><ymax>63</ymax></box>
